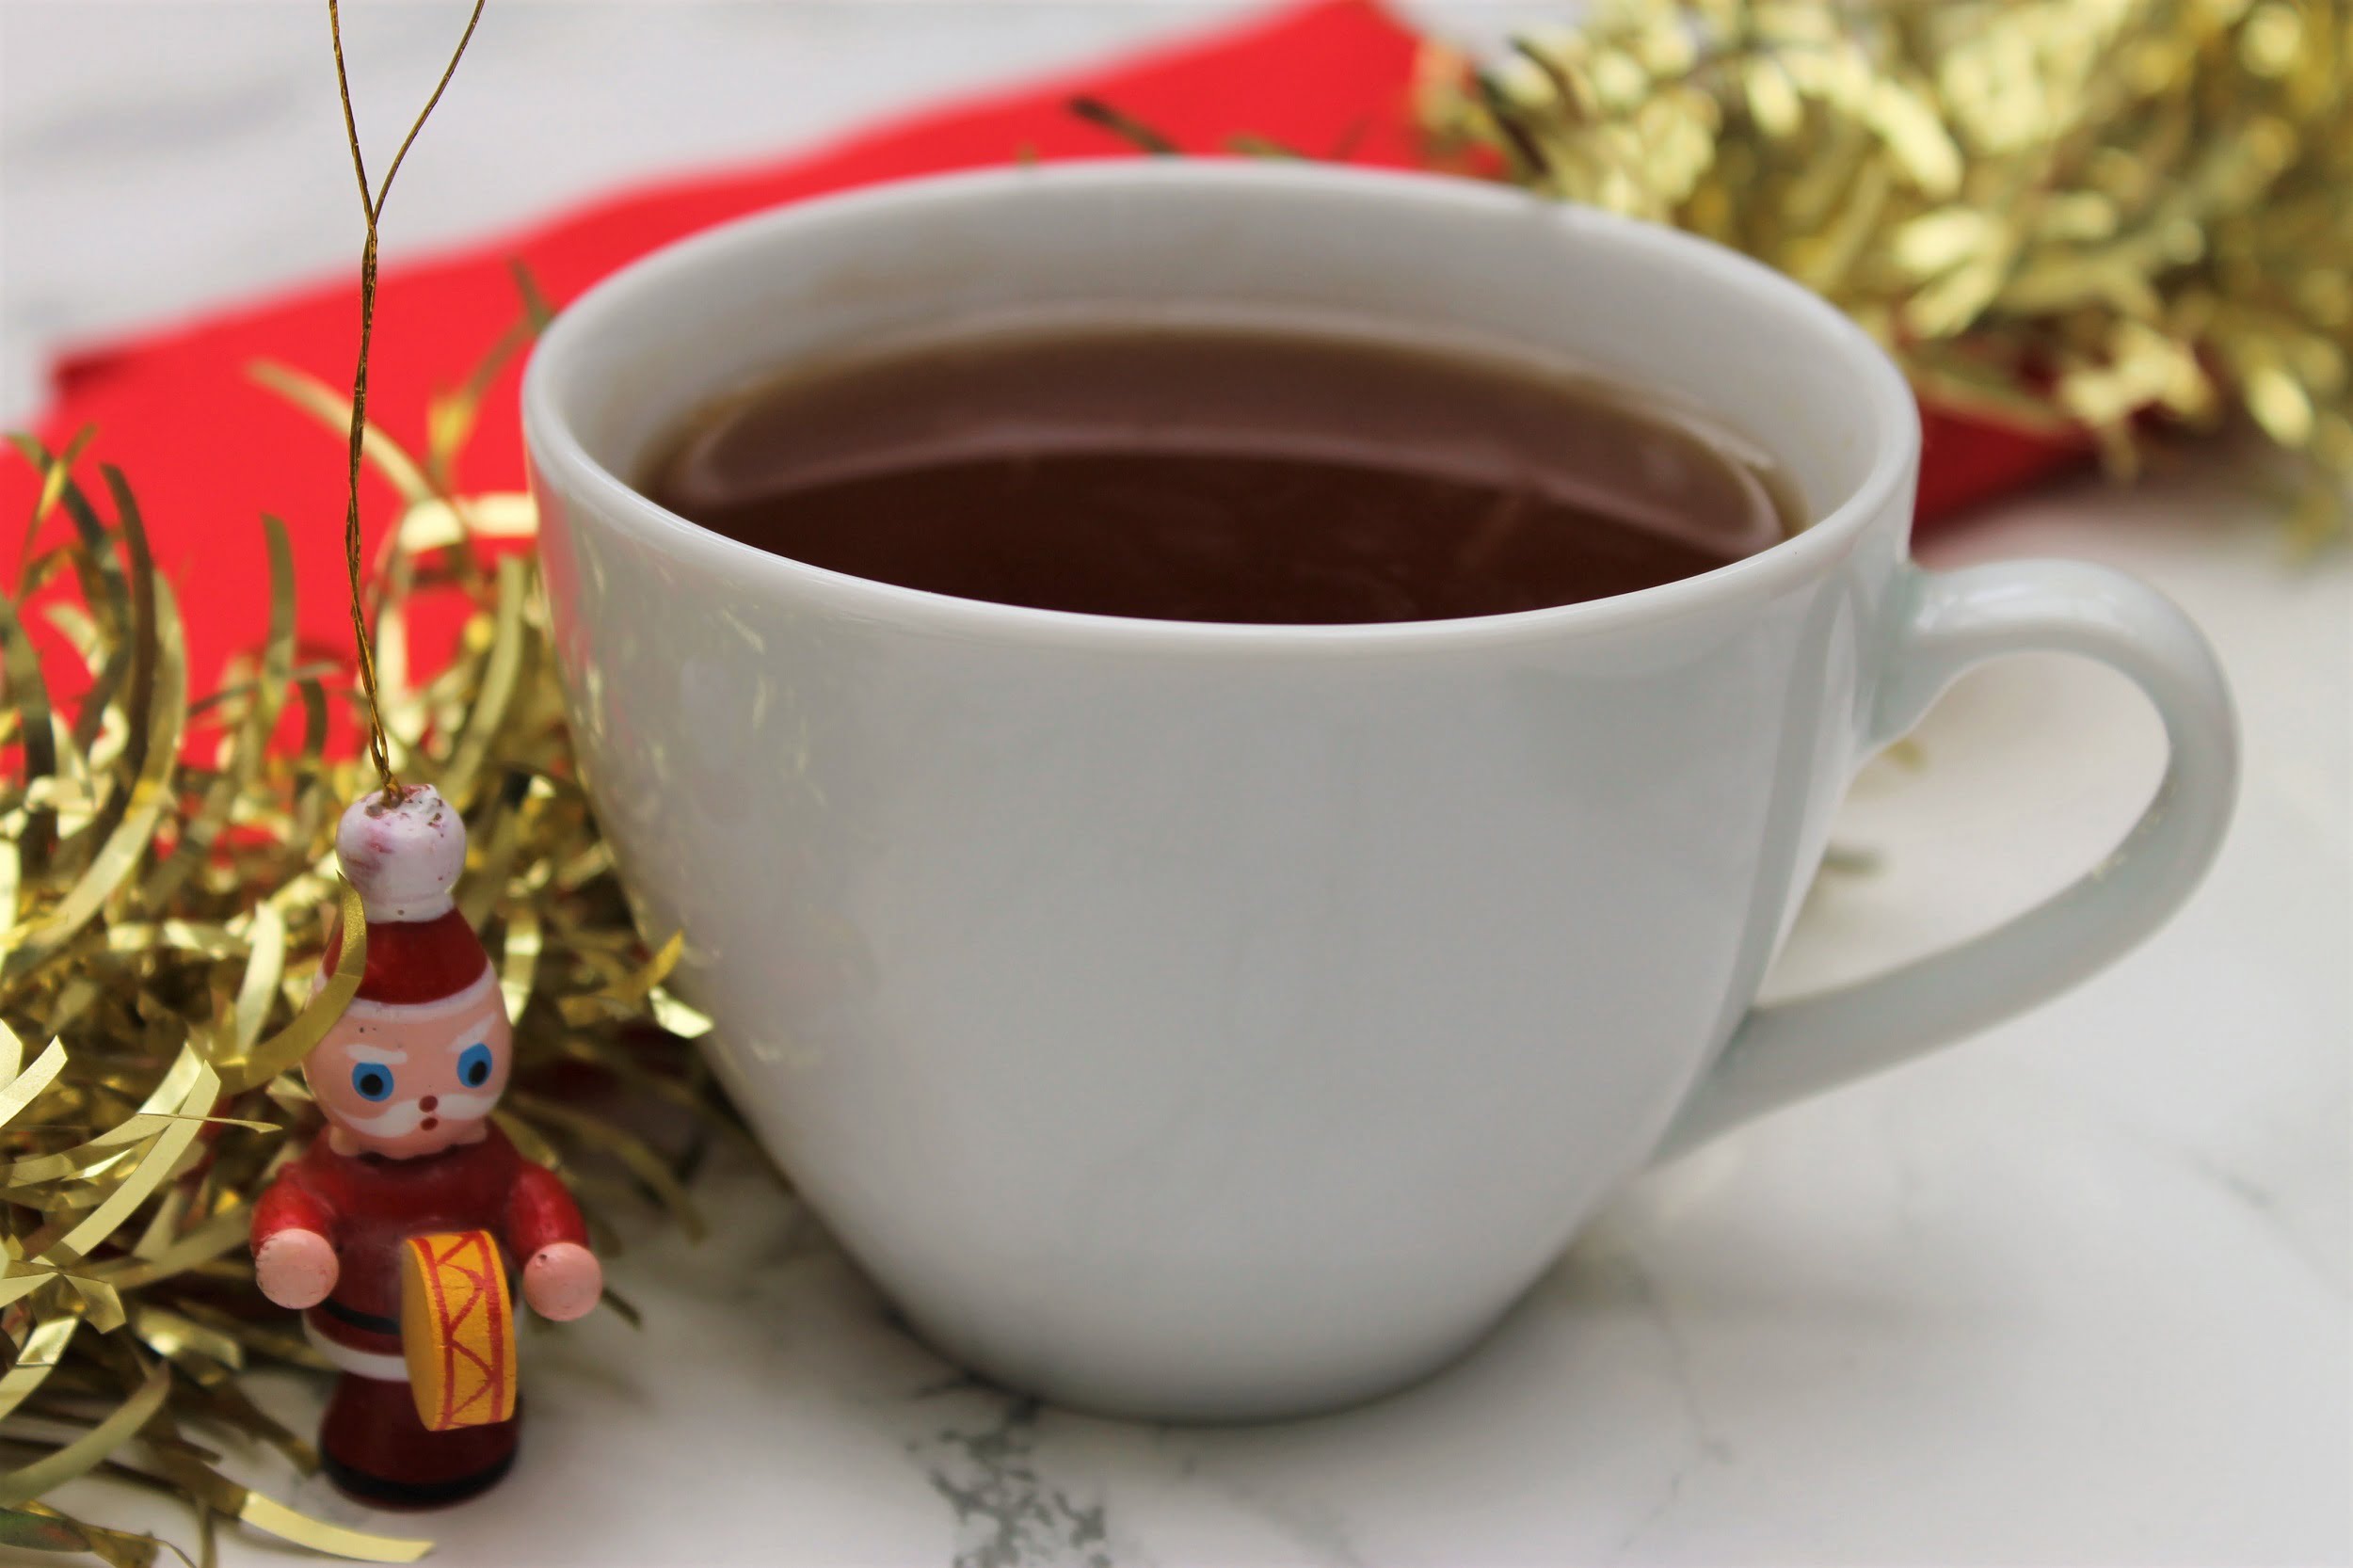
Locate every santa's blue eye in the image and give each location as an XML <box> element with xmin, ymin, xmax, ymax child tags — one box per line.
<box><xmin>457</xmin><ymin>1044</ymin><xmax>494</xmax><ymax>1088</ymax></box>
<box><xmin>350</xmin><ymin>1064</ymin><xmax>395</xmax><ymax>1102</ymax></box>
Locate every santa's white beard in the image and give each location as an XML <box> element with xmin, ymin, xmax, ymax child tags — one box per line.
<box><xmin>335</xmin><ymin>1089</ymin><xmax>499</xmax><ymax>1138</ymax></box>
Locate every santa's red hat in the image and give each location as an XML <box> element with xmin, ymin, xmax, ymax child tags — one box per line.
<box><xmin>320</xmin><ymin>784</ymin><xmax>492</xmax><ymax>1006</ymax></box>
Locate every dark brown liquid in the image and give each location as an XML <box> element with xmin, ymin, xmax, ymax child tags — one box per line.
<box><xmin>646</xmin><ymin>321</ymin><xmax>1795</xmax><ymax>624</ymax></box>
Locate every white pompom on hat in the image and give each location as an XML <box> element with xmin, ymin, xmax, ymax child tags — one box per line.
<box><xmin>336</xmin><ymin>784</ymin><xmax>466</xmax><ymax>924</ymax></box>
<box><xmin>322</xmin><ymin>784</ymin><xmax>494</xmax><ymax>1006</ymax></box>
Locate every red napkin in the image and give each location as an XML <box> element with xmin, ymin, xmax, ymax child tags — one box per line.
<box><xmin>3</xmin><ymin>0</ymin><xmax>2071</xmax><ymax>699</ymax></box>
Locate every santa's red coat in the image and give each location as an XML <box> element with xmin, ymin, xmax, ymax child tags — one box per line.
<box><xmin>252</xmin><ymin>1127</ymin><xmax>585</xmax><ymax>1364</ymax></box>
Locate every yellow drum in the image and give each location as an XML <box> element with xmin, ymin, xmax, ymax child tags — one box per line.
<box><xmin>397</xmin><ymin>1230</ymin><xmax>518</xmax><ymax>1432</ymax></box>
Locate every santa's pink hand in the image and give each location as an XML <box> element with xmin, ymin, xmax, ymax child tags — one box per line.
<box><xmin>256</xmin><ymin>1229</ymin><xmax>338</xmax><ymax>1309</ymax></box>
<box><xmin>522</xmin><ymin>1241</ymin><xmax>602</xmax><ymax>1321</ymax></box>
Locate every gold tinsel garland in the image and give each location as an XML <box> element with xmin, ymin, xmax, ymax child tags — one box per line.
<box><xmin>1418</xmin><ymin>0</ymin><xmax>2352</xmax><ymax>544</ymax></box>
<box><xmin>0</xmin><ymin>300</ymin><xmax>727</xmax><ymax>1562</ymax></box>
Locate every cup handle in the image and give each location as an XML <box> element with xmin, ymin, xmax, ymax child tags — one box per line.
<box><xmin>1655</xmin><ymin>559</ymin><xmax>2239</xmax><ymax>1161</ymax></box>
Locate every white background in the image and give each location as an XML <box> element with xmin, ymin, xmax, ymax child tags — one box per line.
<box><xmin>3</xmin><ymin>5</ymin><xmax>2347</xmax><ymax>1565</ymax></box>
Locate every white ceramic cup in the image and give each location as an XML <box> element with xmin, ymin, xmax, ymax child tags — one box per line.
<box><xmin>522</xmin><ymin>163</ymin><xmax>2237</xmax><ymax>1422</ymax></box>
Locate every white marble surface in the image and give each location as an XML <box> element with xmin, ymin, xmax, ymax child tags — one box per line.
<box><xmin>6</xmin><ymin>5</ymin><xmax>2348</xmax><ymax>1565</ymax></box>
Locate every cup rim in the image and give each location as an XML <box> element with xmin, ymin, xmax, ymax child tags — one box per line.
<box><xmin>522</xmin><ymin>160</ymin><xmax>1920</xmax><ymax>653</ymax></box>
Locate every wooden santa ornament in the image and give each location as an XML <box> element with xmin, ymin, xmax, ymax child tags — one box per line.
<box><xmin>252</xmin><ymin>784</ymin><xmax>601</xmax><ymax>1507</ymax></box>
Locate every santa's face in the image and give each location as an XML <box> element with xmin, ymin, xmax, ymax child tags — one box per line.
<box><xmin>305</xmin><ymin>971</ymin><xmax>513</xmax><ymax>1159</ymax></box>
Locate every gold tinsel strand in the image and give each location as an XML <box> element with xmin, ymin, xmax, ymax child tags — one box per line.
<box><xmin>0</xmin><ymin>288</ymin><xmax>727</xmax><ymax>1560</ymax></box>
<box><xmin>1418</xmin><ymin>0</ymin><xmax>2353</xmax><ymax>545</ymax></box>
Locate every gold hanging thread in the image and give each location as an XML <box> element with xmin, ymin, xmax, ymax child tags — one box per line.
<box><xmin>327</xmin><ymin>0</ymin><xmax>488</xmax><ymax>800</ymax></box>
